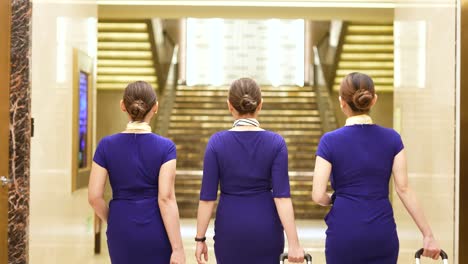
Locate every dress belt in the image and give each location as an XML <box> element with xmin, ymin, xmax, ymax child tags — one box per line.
<box><xmin>333</xmin><ymin>192</ymin><xmax>389</xmax><ymax>201</ymax></box>
<box><xmin>112</xmin><ymin>189</ymin><xmax>158</xmax><ymax>200</ymax></box>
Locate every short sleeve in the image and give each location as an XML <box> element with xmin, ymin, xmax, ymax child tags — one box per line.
<box><xmin>200</xmin><ymin>137</ymin><xmax>220</xmax><ymax>201</ymax></box>
<box><xmin>393</xmin><ymin>131</ymin><xmax>404</xmax><ymax>156</ymax></box>
<box><xmin>271</xmin><ymin>136</ymin><xmax>291</xmax><ymax>198</ymax></box>
<box><xmin>93</xmin><ymin>138</ymin><xmax>107</xmax><ymax>169</ymax></box>
<box><xmin>163</xmin><ymin>140</ymin><xmax>177</xmax><ymax>164</ymax></box>
<box><xmin>316</xmin><ymin>133</ymin><xmax>332</xmax><ymax>163</ymax></box>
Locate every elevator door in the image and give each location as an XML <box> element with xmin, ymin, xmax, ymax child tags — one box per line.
<box><xmin>0</xmin><ymin>0</ymin><xmax>10</xmax><ymax>262</ymax></box>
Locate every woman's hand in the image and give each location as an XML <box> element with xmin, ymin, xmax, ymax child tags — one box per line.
<box><xmin>195</xmin><ymin>241</ymin><xmax>209</xmax><ymax>264</ymax></box>
<box><xmin>423</xmin><ymin>235</ymin><xmax>441</xmax><ymax>260</ymax></box>
<box><xmin>287</xmin><ymin>245</ymin><xmax>305</xmax><ymax>263</ymax></box>
<box><xmin>170</xmin><ymin>248</ymin><xmax>185</xmax><ymax>264</ymax></box>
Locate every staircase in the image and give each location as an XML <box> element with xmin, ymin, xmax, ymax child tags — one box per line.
<box><xmin>97</xmin><ymin>20</ymin><xmax>158</xmax><ymax>90</ymax></box>
<box><xmin>158</xmin><ymin>86</ymin><xmax>329</xmax><ymax>219</ymax></box>
<box><xmin>333</xmin><ymin>22</ymin><xmax>394</xmax><ymax>91</ymax></box>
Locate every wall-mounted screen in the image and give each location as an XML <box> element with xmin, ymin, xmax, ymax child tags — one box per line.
<box><xmin>72</xmin><ymin>48</ymin><xmax>94</xmax><ymax>192</ymax></box>
<box><xmin>78</xmin><ymin>71</ymin><xmax>89</xmax><ymax>169</ymax></box>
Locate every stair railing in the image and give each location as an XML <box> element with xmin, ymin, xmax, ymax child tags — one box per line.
<box><xmin>148</xmin><ymin>19</ymin><xmax>178</xmax><ymax>93</ymax></box>
<box><xmin>328</xmin><ymin>21</ymin><xmax>348</xmax><ymax>91</ymax></box>
<box><xmin>312</xmin><ymin>44</ymin><xmax>339</xmax><ymax>133</ymax></box>
<box><xmin>154</xmin><ymin>45</ymin><xmax>179</xmax><ymax>136</ymax></box>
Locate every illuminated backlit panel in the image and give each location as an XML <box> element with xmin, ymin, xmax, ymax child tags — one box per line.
<box><xmin>186</xmin><ymin>18</ymin><xmax>304</xmax><ymax>86</ymax></box>
<box><xmin>78</xmin><ymin>71</ymin><xmax>89</xmax><ymax>169</ymax></box>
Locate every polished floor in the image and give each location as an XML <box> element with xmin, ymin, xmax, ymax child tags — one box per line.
<box><xmin>29</xmin><ymin>177</ymin><xmax>451</xmax><ymax>264</ymax></box>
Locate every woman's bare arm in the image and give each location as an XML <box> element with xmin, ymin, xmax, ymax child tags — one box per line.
<box><xmin>274</xmin><ymin>198</ymin><xmax>304</xmax><ymax>263</ymax></box>
<box><xmin>88</xmin><ymin>162</ymin><xmax>109</xmax><ymax>222</ymax></box>
<box><xmin>158</xmin><ymin>159</ymin><xmax>185</xmax><ymax>263</ymax></box>
<box><xmin>392</xmin><ymin>150</ymin><xmax>440</xmax><ymax>259</ymax></box>
<box><xmin>312</xmin><ymin>156</ymin><xmax>332</xmax><ymax>206</ymax></box>
<box><xmin>195</xmin><ymin>200</ymin><xmax>216</xmax><ymax>264</ymax></box>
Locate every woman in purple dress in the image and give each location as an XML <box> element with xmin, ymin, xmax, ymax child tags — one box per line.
<box><xmin>312</xmin><ymin>72</ymin><xmax>441</xmax><ymax>263</ymax></box>
<box><xmin>88</xmin><ymin>81</ymin><xmax>185</xmax><ymax>264</ymax></box>
<box><xmin>194</xmin><ymin>78</ymin><xmax>304</xmax><ymax>264</ymax></box>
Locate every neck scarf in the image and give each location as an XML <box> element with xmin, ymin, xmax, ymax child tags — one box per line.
<box><xmin>233</xmin><ymin>118</ymin><xmax>260</xmax><ymax>127</ymax></box>
<box><xmin>345</xmin><ymin>114</ymin><xmax>373</xmax><ymax>126</ymax></box>
<box><xmin>125</xmin><ymin>121</ymin><xmax>151</xmax><ymax>133</ymax></box>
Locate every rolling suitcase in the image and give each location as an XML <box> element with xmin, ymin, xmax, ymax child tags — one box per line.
<box><xmin>279</xmin><ymin>253</ymin><xmax>312</xmax><ymax>264</ymax></box>
<box><xmin>415</xmin><ymin>248</ymin><xmax>448</xmax><ymax>264</ymax></box>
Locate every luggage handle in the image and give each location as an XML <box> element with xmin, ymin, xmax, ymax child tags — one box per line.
<box><xmin>279</xmin><ymin>253</ymin><xmax>312</xmax><ymax>264</ymax></box>
<box><xmin>415</xmin><ymin>248</ymin><xmax>448</xmax><ymax>264</ymax></box>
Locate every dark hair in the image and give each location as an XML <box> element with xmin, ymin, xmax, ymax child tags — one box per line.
<box><xmin>123</xmin><ymin>81</ymin><xmax>157</xmax><ymax>121</ymax></box>
<box><xmin>340</xmin><ymin>72</ymin><xmax>375</xmax><ymax>113</ymax></box>
<box><xmin>228</xmin><ymin>78</ymin><xmax>262</xmax><ymax>115</ymax></box>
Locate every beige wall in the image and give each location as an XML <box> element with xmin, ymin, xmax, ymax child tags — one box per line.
<box><xmin>96</xmin><ymin>91</ymin><xmax>128</xmax><ymax>141</ymax></box>
<box><xmin>332</xmin><ymin>91</ymin><xmax>394</xmax><ymax>128</ymax></box>
<box><xmin>393</xmin><ymin>2</ymin><xmax>457</xmax><ymax>263</ymax></box>
<box><xmin>29</xmin><ymin>0</ymin><xmax>98</xmax><ymax>262</ymax></box>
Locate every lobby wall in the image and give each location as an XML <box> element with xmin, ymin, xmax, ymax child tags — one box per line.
<box><xmin>29</xmin><ymin>0</ymin><xmax>98</xmax><ymax>262</ymax></box>
<box><xmin>393</xmin><ymin>1</ymin><xmax>457</xmax><ymax>262</ymax></box>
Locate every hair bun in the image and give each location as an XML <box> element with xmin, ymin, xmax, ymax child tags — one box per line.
<box><xmin>352</xmin><ymin>89</ymin><xmax>373</xmax><ymax>112</ymax></box>
<box><xmin>129</xmin><ymin>99</ymin><xmax>147</xmax><ymax>120</ymax></box>
<box><xmin>239</xmin><ymin>94</ymin><xmax>258</xmax><ymax>112</ymax></box>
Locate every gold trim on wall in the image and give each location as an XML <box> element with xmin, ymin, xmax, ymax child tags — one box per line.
<box><xmin>459</xmin><ymin>0</ymin><xmax>468</xmax><ymax>262</ymax></box>
<box><xmin>71</xmin><ymin>48</ymin><xmax>95</xmax><ymax>192</ymax></box>
<box><xmin>98</xmin><ymin>5</ymin><xmax>394</xmax><ymax>21</ymax></box>
<box><xmin>0</xmin><ymin>0</ymin><xmax>10</xmax><ymax>263</ymax></box>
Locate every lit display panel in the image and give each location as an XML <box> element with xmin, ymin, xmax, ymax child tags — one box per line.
<box><xmin>78</xmin><ymin>71</ymin><xmax>89</xmax><ymax>168</ymax></box>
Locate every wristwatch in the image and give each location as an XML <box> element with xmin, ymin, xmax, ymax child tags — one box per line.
<box><xmin>195</xmin><ymin>236</ymin><xmax>206</xmax><ymax>242</ymax></box>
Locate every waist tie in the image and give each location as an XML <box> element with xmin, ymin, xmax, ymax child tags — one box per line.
<box><xmin>333</xmin><ymin>191</ymin><xmax>389</xmax><ymax>202</ymax></box>
<box><xmin>112</xmin><ymin>188</ymin><xmax>158</xmax><ymax>200</ymax></box>
<box><xmin>220</xmin><ymin>189</ymin><xmax>272</xmax><ymax>197</ymax></box>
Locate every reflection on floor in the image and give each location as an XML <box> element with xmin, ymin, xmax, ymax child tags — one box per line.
<box><xmin>29</xmin><ymin>186</ymin><xmax>448</xmax><ymax>264</ymax></box>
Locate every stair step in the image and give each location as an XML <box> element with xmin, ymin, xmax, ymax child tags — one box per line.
<box><xmin>334</xmin><ymin>77</ymin><xmax>393</xmax><ymax>85</ymax></box>
<box><xmin>98</xmin><ymin>50</ymin><xmax>153</xmax><ymax>59</ymax></box>
<box><xmin>340</xmin><ymin>53</ymin><xmax>393</xmax><ymax>61</ymax></box>
<box><xmin>172</xmin><ymin>103</ymin><xmax>317</xmax><ymax>110</ymax></box>
<box><xmin>97</xmin><ymin>82</ymin><xmax>158</xmax><ymax>90</ymax></box>
<box><xmin>98</xmin><ymin>59</ymin><xmax>154</xmax><ymax>67</ymax></box>
<box><xmin>344</xmin><ymin>35</ymin><xmax>394</xmax><ymax>44</ymax></box>
<box><xmin>170</xmin><ymin>136</ymin><xmax>320</xmax><ymax>145</ymax></box>
<box><xmin>178</xmin><ymin>86</ymin><xmax>309</xmax><ymax>92</ymax></box>
<box><xmin>169</xmin><ymin>116</ymin><xmax>321</xmax><ymax>123</ymax></box>
<box><xmin>97</xmin><ymin>75</ymin><xmax>157</xmax><ymax>83</ymax></box>
<box><xmin>347</xmin><ymin>25</ymin><xmax>393</xmax><ymax>35</ymax></box>
<box><xmin>175</xmin><ymin>90</ymin><xmax>316</xmax><ymax>98</ymax></box>
<box><xmin>175</xmin><ymin>96</ymin><xmax>316</xmax><ymax>104</ymax></box>
<box><xmin>169</xmin><ymin>122</ymin><xmax>322</xmax><ymax>130</ymax></box>
<box><xmin>171</xmin><ymin>109</ymin><xmax>319</xmax><ymax>116</ymax></box>
<box><xmin>98</xmin><ymin>22</ymin><xmax>148</xmax><ymax>32</ymax></box>
<box><xmin>98</xmin><ymin>67</ymin><xmax>156</xmax><ymax>75</ymax></box>
<box><xmin>98</xmin><ymin>32</ymin><xmax>149</xmax><ymax>42</ymax></box>
<box><xmin>336</xmin><ymin>69</ymin><xmax>393</xmax><ymax>77</ymax></box>
<box><xmin>342</xmin><ymin>44</ymin><xmax>393</xmax><ymax>53</ymax></box>
<box><xmin>98</xmin><ymin>42</ymin><xmax>152</xmax><ymax>51</ymax></box>
<box><xmin>169</xmin><ymin>129</ymin><xmax>322</xmax><ymax>136</ymax></box>
<box><xmin>338</xmin><ymin>61</ymin><xmax>394</xmax><ymax>69</ymax></box>
<box><xmin>333</xmin><ymin>84</ymin><xmax>394</xmax><ymax>91</ymax></box>
<box><xmin>176</xmin><ymin>144</ymin><xmax>316</xmax><ymax>152</ymax></box>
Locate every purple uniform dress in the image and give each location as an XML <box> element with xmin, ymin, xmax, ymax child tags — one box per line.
<box><xmin>93</xmin><ymin>133</ymin><xmax>176</xmax><ymax>264</ymax></box>
<box><xmin>200</xmin><ymin>130</ymin><xmax>291</xmax><ymax>264</ymax></box>
<box><xmin>316</xmin><ymin>124</ymin><xmax>403</xmax><ymax>264</ymax></box>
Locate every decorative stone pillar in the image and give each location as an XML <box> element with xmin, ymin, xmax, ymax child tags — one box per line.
<box><xmin>8</xmin><ymin>1</ymin><xmax>32</xmax><ymax>263</ymax></box>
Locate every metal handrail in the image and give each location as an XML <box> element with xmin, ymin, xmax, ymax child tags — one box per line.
<box><xmin>155</xmin><ymin>44</ymin><xmax>179</xmax><ymax>136</ymax></box>
<box><xmin>312</xmin><ymin>44</ymin><xmax>339</xmax><ymax>133</ymax></box>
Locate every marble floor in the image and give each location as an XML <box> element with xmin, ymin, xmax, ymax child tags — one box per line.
<box><xmin>29</xmin><ymin>183</ymin><xmax>452</xmax><ymax>264</ymax></box>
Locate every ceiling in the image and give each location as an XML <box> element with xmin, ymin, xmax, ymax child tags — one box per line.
<box><xmin>98</xmin><ymin>0</ymin><xmax>395</xmax><ymax>20</ymax></box>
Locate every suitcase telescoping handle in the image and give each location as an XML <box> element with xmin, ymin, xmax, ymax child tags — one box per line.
<box><xmin>279</xmin><ymin>253</ymin><xmax>312</xmax><ymax>264</ymax></box>
<box><xmin>415</xmin><ymin>248</ymin><xmax>448</xmax><ymax>264</ymax></box>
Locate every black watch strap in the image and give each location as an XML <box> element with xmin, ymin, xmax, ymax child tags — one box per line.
<box><xmin>195</xmin><ymin>236</ymin><xmax>206</xmax><ymax>242</ymax></box>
